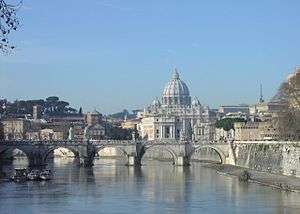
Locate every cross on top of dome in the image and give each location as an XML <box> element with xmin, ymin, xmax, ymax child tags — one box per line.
<box><xmin>172</xmin><ymin>68</ymin><xmax>180</xmax><ymax>79</ymax></box>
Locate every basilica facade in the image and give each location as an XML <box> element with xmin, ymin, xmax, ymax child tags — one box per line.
<box><xmin>138</xmin><ymin>70</ymin><xmax>216</xmax><ymax>142</ymax></box>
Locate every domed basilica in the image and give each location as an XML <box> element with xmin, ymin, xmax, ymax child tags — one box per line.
<box><xmin>138</xmin><ymin>69</ymin><xmax>216</xmax><ymax>142</ymax></box>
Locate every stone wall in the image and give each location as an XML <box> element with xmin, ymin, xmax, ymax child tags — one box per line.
<box><xmin>191</xmin><ymin>148</ymin><xmax>221</xmax><ymax>163</ymax></box>
<box><xmin>235</xmin><ymin>141</ymin><xmax>300</xmax><ymax>177</ymax></box>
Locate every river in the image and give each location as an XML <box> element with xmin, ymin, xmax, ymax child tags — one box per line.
<box><xmin>0</xmin><ymin>158</ymin><xmax>300</xmax><ymax>214</ymax></box>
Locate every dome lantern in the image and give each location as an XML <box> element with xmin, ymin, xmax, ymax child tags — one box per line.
<box><xmin>172</xmin><ymin>69</ymin><xmax>180</xmax><ymax>79</ymax></box>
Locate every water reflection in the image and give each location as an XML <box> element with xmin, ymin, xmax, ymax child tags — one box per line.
<box><xmin>0</xmin><ymin>158</ymin><xmax>300</xmax><ymax>214</ymax></box>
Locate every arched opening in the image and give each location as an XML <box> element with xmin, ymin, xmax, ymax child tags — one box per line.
<box><xmin>53</xmin><ymin>147</ymin><xmax>76</xmax><ymax>158</ymax></box>
<box><xmin>141</xmin><ymin>146</ymin><xmax>176</xmax><ymax>165</ymax></box>
<box><xmin>95</xmin><ymin>146</ymin><xmax>128</xmax><ymax>166</ymax></box>
<box><xmin>1</xmin><ymin>148</ymin><xmax>29</xmax><ymax>169</ymax></box>
<box><xmin>44</xmin><ymin>147</ymin><xmax>78</xmax><ymax>166</ymax></box>
<box><xmin>191</xmin><ymin>146</ymin><xmax>224</xmax><ymax>164</ymax></box>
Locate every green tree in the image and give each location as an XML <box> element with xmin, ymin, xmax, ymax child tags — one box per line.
<box><xmin>0</xmin><ymin>0</ymin><xmax>21</xmax><ymax>53</ymax></box>
<box><xmin>215</xmin><ymin>118</ymin><xmax>246</xmax><ymax>131</ymax></box>
<box><xmin>106</xmin><ymin>124</ymin><xmax>133</xmax><ymax>140</ymax></box>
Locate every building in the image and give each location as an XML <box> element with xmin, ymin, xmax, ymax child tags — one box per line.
<box><xmin>72</xmin><ymin>124</ymin><xmax>86</xmax><ymax>140</ymax></box>
<box><xmin>218</xmin><ymin>105</ymin><xmax>249</xmax><ymax>115</ymax></box>
<box><xmin>39</xmin><ymin>128</ymin><xmax>66</xmax><ymax>140</ymax></box>
<box><xmin>25</xmin><ymin>130</ymin><xmax>40</xmax><ymax>140</ymax></box>
<box><xmin>33</xmin><ymin>105</ymin><xmax>42</xmax><ymax>120</ymax></box>
<box><xmin>2</xmin><ymin>118</ymin><xmax>32</xmax><ymax>140</ymax></box>
<box><xmin>84</xmin><ymin>123</ymin><xmax>106</xmax><ymax>140</ymax></box>
<box><xmin>85</xmin><ymin>110</ymin><xmax>102</xmax><ymax>126</ymax></box>
<box><xmin>249</xmin><ymin>101</ymin><xmax>284</xmax><ymax>116</ymax></box>
<box><xmin>249</xmin><ymin>84</ymin><xmax>284</xmax><ymax>116</ymax></box>
<box><xmin>235</xmin><ymin>68</ymin><xmax>300</xmax><ymax>141</ymax></box>
<box><xmin>214</xmin><ymin>128</ymin><xmax>235</xmax><ymax>141</ymax></box>
<box><xmin>234</xmin><ymin>121</ymin><xmax>282</xmax><ymax>141</ymax></box>
<box><xmin>138</xmin><ymin>69</ymin><xmax>216</xmax><ymax>142</ymax></box>
<box><xmin>121</xmin><ymin>118</ymin><xmax>141</xmax><ymax>130</ymax></box>
<box><xmin>83</xmin><ymin>110</ymin><xmax>106</xmax><ymax>140</ymax></box>
<box><xmin>47</xmin><ymin>115</ymin><xmax>85</xmax><ymax>124</ymax></box>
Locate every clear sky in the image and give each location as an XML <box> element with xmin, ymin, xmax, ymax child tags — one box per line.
<box><xmin>0</xmin><ymin>0</ymin><xmax>299</xmax><ymax>114</ymax></box>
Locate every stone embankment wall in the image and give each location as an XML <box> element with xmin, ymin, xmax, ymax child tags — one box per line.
<box><xmin>191</xmin><ymin>148</ymin><xmax>221</xmax><ymax>163</ymax></box>
<box><xmin>235</xmin><ymin>141</ymin><xmax>300</xmax><ymax>178</ymax></box>
<box><xmin>142</xmin><ymin>147</ymin><xmax>221</xmax><ymax>163</ymax></box>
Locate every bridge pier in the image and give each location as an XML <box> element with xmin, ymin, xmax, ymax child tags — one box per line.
<box><xmin>83</xmin><ymin>156</ymin><xmax>94</xmax><ymax>167</ymax></box>
<box><xmin>174</xmin><ymin>156</ymin><xmax>190</xmax><ymax>166</ymax></box>
<box><xmin>28</xmin><ymin>154</ymin><xmax>47</xmax><ymax>169</ymax></box>
<box><xmin>76</xmin><ymin>156</ymin><xmax>94</xmax><ymax>167</ymax></box>
<box><xmin>126</xmin><ymin>155</ymin><xmax>141</xmax><ymax>167</ymax></box>
<box><xmin>0</xmin><ymin>159</ymin><xmax>5</xmax><ymax>178</ymax></box>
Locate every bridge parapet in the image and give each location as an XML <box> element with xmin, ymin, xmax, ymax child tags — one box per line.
<box><xmin>146</xmin><ymin>140</ymin><xmax>184</xmax><ymax>144</ymax></box>
<box><xmin>234</xmin><ymin>140</ymin><xmax>300</xmax><ymax>145</ymax></box>
<box><xmin>90</xmin><ymin>140</ymin><xmax>136</xmax><ymax>145</ymax></box>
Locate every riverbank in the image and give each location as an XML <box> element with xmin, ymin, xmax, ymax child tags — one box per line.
<box><xmin>204</xmin><ymin>163</ymin><xmax>300</xmax><ymax>192</ymax></box>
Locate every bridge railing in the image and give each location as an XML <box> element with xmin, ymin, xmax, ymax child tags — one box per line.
<box><xmin>0</xmin><ymin>139</ymin><xmax>232</xmax><ymax>146</ymax></box>
<box><xmin>90</xmin><ymin>140</ymin><xmax>135</xmax><ymax>145</ymax></box>
<box><xmin>193</xmin><ymin>140</ymin><xmax>231</xmax><ymax>145</ymax></box>
<box><xmin>0</xmin><ymin>139</ymin><xmax>137</xmax><ymax>145</ymax></box>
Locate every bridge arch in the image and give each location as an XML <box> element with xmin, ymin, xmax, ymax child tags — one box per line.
<box><xmin>191</xmin><ymin>145</ymin><xmax>226</xmax><ymax>164</ymax></box>
<box><xmin>95</xmin><ymin>145</ymin><xmax>128</xmax><ymax>159</ymax></box>
<box><xmin>44</xmin><ymin>146</ymin><xmax>79</xmax><ymax>162</ymax></box>
<box><xmin>141</xmin><ymin>145</ymin><xmax>177</xmax><ymax>164</ymax></box>
<box><xmin>0</xmin><ymin>146</ymin><xmax>30</xmax><ymax>167</ymax></box>
<box><xmin>0</xmin><ymin>146</ymin><xmax>30</xmax><ymax>159</ymax></box>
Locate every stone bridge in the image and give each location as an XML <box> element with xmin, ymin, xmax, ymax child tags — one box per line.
<box><xmin>0</xmin><ymin>140</ymin><xmax>236</xmax><ymax>168</ymax></box>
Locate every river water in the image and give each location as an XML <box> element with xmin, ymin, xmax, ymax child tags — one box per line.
<box><xmin>1</xmin><ymin>158</ymin><xmax>300</xmax><ymax>214</ymax></box>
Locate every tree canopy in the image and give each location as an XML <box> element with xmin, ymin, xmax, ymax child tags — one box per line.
<box><xmin>0</xmin><ymin>0</ymin><xmax>21</xmax><ymax>53</ymax></box>
<box><xmin>106</xmin><ymin>124</ymin><xmax>133</xmax><ymax>140</ymax></box>
<box><xmin>274</xmin><ymin>69</ymin><xmax>300</xmax><ymax>140</ymax></box>
<box><xmin>0</xmin><ymin>96</ymin><xmax>79</xmax><ymax>118</ymax></box>
<box><xmin>215</xmin><ymin>118</ymin><xmax>246</xmax><ymax>131</ymax></box>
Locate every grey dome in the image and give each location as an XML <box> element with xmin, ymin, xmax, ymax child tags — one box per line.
<box><xmin>192</xmin><ymin>97</ymin><xmax>201</xmax><ymax>106</ymax></box>
<box><xmin>152</xmin><ymin>97</ymin><xmax>161</xmax><ymax>106</ymax></box>
<box><xmin>162</xmin><ymin>69</ymin><xmax>191</xmax><ymax>106</ymax></box>
<box><xmin>163</xmin><ymin>70</ymin><xmax>190</xmax><ymax>97</ymax></box>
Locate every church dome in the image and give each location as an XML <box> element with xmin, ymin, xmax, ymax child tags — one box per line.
<box><xmin>192</xmin><ymin>97</ymin><xmax>201</xmax><ymax>106</ymax></box>
<box><xmin>162</xmin><ymin>69</ymin><xmax>191</xmax><ymax>106</ymax></box>
<box><xmin>152</xmin><ymin>97</ymin><xmax>161</xmax><ymax>106</ymax></box>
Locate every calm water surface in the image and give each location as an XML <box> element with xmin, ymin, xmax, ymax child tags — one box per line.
<box><xmin>1</xmin><ymin>158</ymin><xmax>300</xmax><ymax>214</ymax></box>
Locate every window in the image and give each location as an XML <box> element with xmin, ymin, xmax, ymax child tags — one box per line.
<box><xmin>165</xmin><ymin>126</ymin><xmax>170</xmax><ymax>138</ymax></box>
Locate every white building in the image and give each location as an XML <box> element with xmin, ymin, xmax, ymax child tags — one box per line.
<box><xmin>138</xmin><ymin>69</ymin><xmax>216</xmax><ymax>142</ymax></box>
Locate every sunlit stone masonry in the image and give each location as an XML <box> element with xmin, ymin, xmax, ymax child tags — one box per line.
<box><xmin>138</xmin><ymin>69</ymin><xmax>216</xmax><ymax>142</ymax></box>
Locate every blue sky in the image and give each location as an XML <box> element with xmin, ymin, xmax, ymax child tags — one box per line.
<box><xmin>0</xmin><ymin>0</ymin><xmax>299</xmax><ymax>113</ymax></box>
